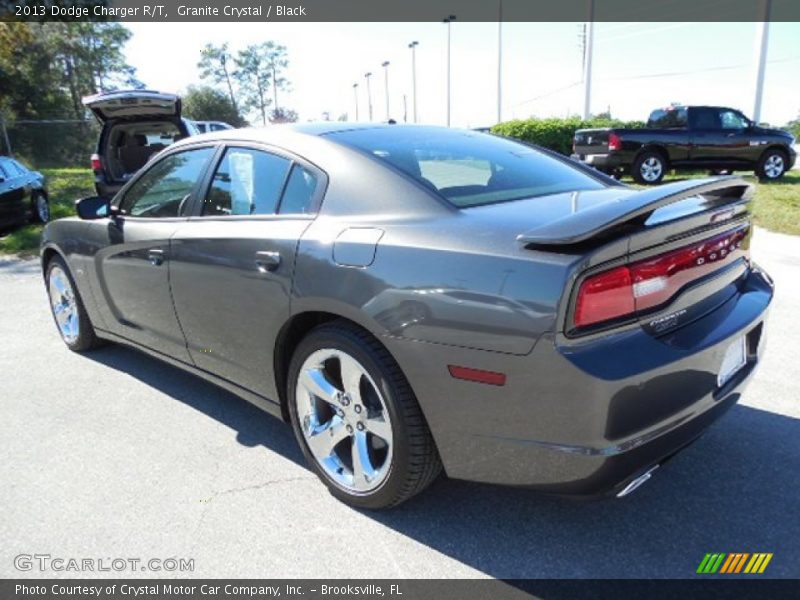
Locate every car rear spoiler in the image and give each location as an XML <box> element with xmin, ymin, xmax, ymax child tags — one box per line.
<box><xmin>517</xmin><ymin>176</ymin><xmax>752</xmax><ymax>247</ymax></box>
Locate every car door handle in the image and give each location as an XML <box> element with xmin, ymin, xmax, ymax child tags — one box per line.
<box><xmin>254</xmin><ymin>251</ymin><xmax>281</xmax><ymax>272</ymax></box>
<box><xmin>148</xmin><ymin>248</ymin><xmax>165</xmax><ymax>266</ymax></box>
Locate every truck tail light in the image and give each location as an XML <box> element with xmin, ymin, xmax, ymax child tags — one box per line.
<box><xmin>573</xmin><ymin>227</ymin><xmax>749</xmax><ymax>330</ymax></box>
<box><xmin>90</xmin><ymin>153</ymin><xmax>101</xmax><ymax>172</ymax></box>
<box><xmin>607</xmin><ymin>132</ymin><xmax>621</xmax><ymax>151</ymax></box>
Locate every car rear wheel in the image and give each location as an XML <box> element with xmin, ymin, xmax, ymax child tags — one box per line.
<box><xmin>46</xmin><ymin>256</ymin><xmax>103</xmax><ymax>352</ymax></box>
<box><xmin>31</xmin><ymin>192</ymin><xmax>50</xmax><ymax>223</ymax></box>
<box><xmin>287</xmin><ymin>321</ymin><xmax>442</xmax><ymax>509</ymax></box>
<box><xmin>756</xmin><ymin>149</ymin><xmax>787</xmax><ymax>181</ymax></box>
<box><xmin>633</xmin><ymin>151</ymin><xmax>667</xmax><ymax>185</ymax></box>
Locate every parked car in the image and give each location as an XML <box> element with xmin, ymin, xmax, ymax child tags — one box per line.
<box><xmin>0</xmin><ymin>156</ymin><xmax>49</xmax><ymax>227</ymax></box>
<box><xmin>41</xmin><ymin>124</ymin><xmax>772</xmax><ymax>508</ymax></box>
<box><xmin>82</xmin><ymin>90</ymin><xmax>200</xmax><ymax>198</ymax></box>
<box><xmin>572</xmin><ymin>105</ymin><xmax>796</xmax><ymax>184</ymax></box>
<box><xmin>193</xmin><ymin>120</ymin><xmax>234</xmax><ymax>133</ymax></box>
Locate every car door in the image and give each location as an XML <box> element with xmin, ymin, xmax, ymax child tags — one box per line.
<box><xmin>688</xmin><ymin>107</ymin><xmax>727</xmax><ymax>164</ymax></box>
<box><xmin>168</xmin><ymin>144</ymin><xmax>325</xmax><ymax>400</ymax></box>
<box><xmin>717</xmin><ymin>109</ymin><xmax>759</xmax><ymax>166</ymax></box>
<box><xmin>83</xmin><ymin>144</ymin><xmax>217</xmax><ymax>361</ymax></box>
<box><xmin>0</xmin><ymin>158</ymin><xmax>26</xmax><ymax>222</ymax></box>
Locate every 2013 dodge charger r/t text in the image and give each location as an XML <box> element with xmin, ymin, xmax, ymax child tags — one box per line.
<box><xmin>40</xmin><ymin>124</ymin><xmax>773</xmax><ymax>508</ymax></box>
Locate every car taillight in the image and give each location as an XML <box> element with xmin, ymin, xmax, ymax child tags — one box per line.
<box><xmin>573</xmin><ymin>227</ymin><xmax>749</xmax><ymax>330</ymax></box>
<box><xmin>608</xmin><ymin>132</ymin><xmax>621</xmax><ymax>151</ymax></box>
<box><xmin>90</xmin><ymin>153</ymin><xmax>101</xmax><ymax>171</ymax></box>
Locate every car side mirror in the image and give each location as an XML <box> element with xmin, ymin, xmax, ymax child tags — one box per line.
<box><xmin>75</xmin><ymin>196</ymin><xmax>111</xmax><ymax>220</ymax></box>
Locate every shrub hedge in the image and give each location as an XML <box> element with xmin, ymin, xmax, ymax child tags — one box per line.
<box><xmin>491</xmin><ymin>117</ymin><xmax>645</xmax><ymax>156</ymax></box>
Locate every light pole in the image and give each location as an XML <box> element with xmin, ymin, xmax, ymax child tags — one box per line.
<box><xmin>443</xmin><ymin>15</ymin><xmax>456</xmax><ymax>127</ymax></box>
<box><xmin>352</xmin><ymin>83</ymin><xmax>359</xmax><ymax>121</ymax></box>
<box><xmin>382</xmin><ymin>61</ymin><xmax>391</xmax><ymax>120</ymax></box>
<box><xmin>364</xmin><ymin>72</ymin><xmax>373</xmax><ymax>121</ymax></box>
<box><xmin>497</xmin><ymin>1</ymin><xmax>503</xmax><ymax>124</ymax></box>
<box><xmin>582</xmin><ymin>0</ymin><xmax>595</xmax><ymax>120</ymax></box>
<box><xmin>752</xmin><ymin>0</ymin><xmax>772</xmax><ymax>123</ymax></box>
<box><xmin>408</xmin><ymin>41</ymin><xmax>419</xmax><ymax>123</ymax></box>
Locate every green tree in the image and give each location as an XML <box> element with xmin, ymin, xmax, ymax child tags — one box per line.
<box><xmin>198</xmin><ymin>43</ymin><xmax>239</xmax><ymax>113</ymax></box>
<box><xmin>786</xmin><ymin>113</ymin><xmax>800</xmax><ymax>139</ymax></box>
<box><xmin>183</xmin><ymin>85</ymin><xmax>246</xmax><ymax>126</ymax></box>
<box><xmin>234</xmin><ymin>44</ymin><xmax>272</xmax><ymax>125</ymax></box>
<box><xmin>269</xmin><ymin>108</ymin><xmax>298</xmax><ymax>124</ymax></box>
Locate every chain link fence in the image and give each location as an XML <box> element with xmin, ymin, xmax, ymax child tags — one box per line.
<box><xmin>1</xmin><ymin>118</ymin><xmax>100</xmax><ymax>168</ymax></box>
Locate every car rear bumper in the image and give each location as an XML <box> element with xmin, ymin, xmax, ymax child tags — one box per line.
<box><xmin>384</xmin><ymin>266</ymin><xmax>773</xmax><ymax>496</ymax></box>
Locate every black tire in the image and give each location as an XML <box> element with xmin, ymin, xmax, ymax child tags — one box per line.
<box><xmin>632</xmin><ymin>150</ymin><xmax>667</xmax><ymax>185</ymax></box>
<box><xmin>756</xmin><ymin>148</ymin><xmax>788</xmax><ymax>182</ymax></box>
<box><xmin>30</xmin><ymin>191</ymin><xmax>50</xmax><ymax>224</ymax></box>
<box><xmin>287</xmin><ymin>320</ymin><xmax>442</xmax><ymax>509</ymax></box>
<box><xmin>45</xmin><ymin>255</ymin><xmax>104</xmax><ymax>352</ymax></box>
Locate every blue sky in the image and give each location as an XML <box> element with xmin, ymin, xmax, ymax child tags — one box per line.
<box><xmin>125</xmin><ymin>21</ymin><xmax>800</xmax><ymax>127</ymax></box>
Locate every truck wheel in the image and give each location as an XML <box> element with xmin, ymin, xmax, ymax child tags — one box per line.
<box><xmin>633</xmin><ymin>151</ymin><xmax>666</xmax><ymax>185</ymax></box>
<box><xmin>756</xmin><ymin>149</ymin><xmax>787</xmax><ymax>182</ymax></box>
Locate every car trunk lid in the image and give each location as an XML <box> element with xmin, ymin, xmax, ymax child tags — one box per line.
<box><xmin>516</xmin><ymin>177</ymin><xmax>754</xmax><ymax>336</ymax></box>
<box><xmin>82</xmin><ymin>90</ymin><xmax>181</xmax><ymax>123</ymax></box>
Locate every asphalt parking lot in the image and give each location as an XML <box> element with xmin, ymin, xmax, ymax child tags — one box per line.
<box><xmin>1</xmin><ymin>227</ymin><xmax>798</xmax><ymax>580</ymax></box>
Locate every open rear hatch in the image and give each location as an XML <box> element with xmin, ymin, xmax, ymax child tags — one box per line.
<box><xmin>519</xmin><ymin>177</ymin><xmax>754</xmax><ymax>337</ymax></box>
<box><xmin>82</xmin><ymin>90</ymin><xmax>181</xmax><ymax>122</ymax></box>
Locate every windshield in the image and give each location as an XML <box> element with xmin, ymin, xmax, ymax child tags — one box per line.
<box><xmin>327</xmin><ymin>127</ymin><xmax>606</xmax><ymax>208</ymax></box>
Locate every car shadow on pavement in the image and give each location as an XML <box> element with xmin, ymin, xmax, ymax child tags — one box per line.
<box><xmin>83</xmin><ymin>344</ymin><xmax>799</xmax><ymax>579</ymax></box>
<box><xmin>369</xmin><ymin>403</ymin><xmax>800</xmax><ymax>579</ymax></box>
<box><xmin>85</xmin><ymin>344</ymin><xmax>307</xmax><ymax>468</ymax></box>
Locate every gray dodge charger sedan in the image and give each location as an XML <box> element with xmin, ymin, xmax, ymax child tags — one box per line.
<box><xmin>41</xmin><ymin>124</ymin><xmax>773</xmax><ymax>508</ymax></box>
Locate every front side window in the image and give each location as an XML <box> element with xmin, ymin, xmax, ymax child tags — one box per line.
<box><xmin>202</xmin><ymin>147</ymin><xmax>291</xmax><ymax>216</ymax></box>
<box><xmin>119</xmin><ymin>146</ymin><xmax>214</xmax><ymax>217</ymax></box>
<box><xmin>720</xmin><ymin>110</ymin><xmax>749</xmax><ymax>130</ymax></box>
<box><xmin>328</xmin><ymin>128</ymin><xmax>604</xmax><ymax>208</ymax></box>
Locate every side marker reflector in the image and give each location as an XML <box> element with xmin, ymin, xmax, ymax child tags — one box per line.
<box><xmin>447</xmin><ymin>365</ymin><xmax>506</xmax><ymax>386</ymax></box>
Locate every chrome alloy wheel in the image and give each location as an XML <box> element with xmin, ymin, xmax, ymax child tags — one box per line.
<box><xmin>48</xmin><ymin>265</ymin><xmax>79</xmax><ymax>344</ymax></box>
<box><xmin>296</xmin><ymin>349</ymin><xmax>393</xmax><ymax>493</ymax></box>
<box><xmin>640</xmin><ymin>156</ymin><xmax>664</xmax><ymax>182</ymax></box>
<box><xmin>763</xmin><ymin>154</ymin><xmax>785</xmax><ymax>179</ymax></box>
<box><xmin>36</xmin><ymin>195</ymin><xmax>49</xmax><ymax>222</ymax></box>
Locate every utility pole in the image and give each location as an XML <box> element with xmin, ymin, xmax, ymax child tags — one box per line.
<box><xmin>352</xmin><ymin>83</ymin><xmax>359</xmax><ymax>121</ymax></box>
<box><xmin>382</xmin><ymin>61</ymin><xmax>391</xmax><ymax>120</ymax></box>
<box><xmin>752</xmin><ymin>0</ymin><xmax>772</xmax><ymax>123</ymax></box>
<box><xmin>443</xmin><ymin>15</ymin><xmax>456</xmax><ymax>127</ymax></box>
<box><xmin>0</xmin><ymin>117</ymin><xmax>11</xmax><ymax>156</ymax></box>
<box><xmin>497</xmin><ymin>1</ymin><xmax>503</xmax><ymax>124</ymax></box>
<box><xmin>403</xmin><ymin>95</ymin><xmax>408</xmax><ymax>123</ymax></box>
<box><xmin>408</xmin><ymin>41</ymin><xmax>419</xmax><ymax>123</ymax></box>
<box><xmin>364</xmin><ymin>72</ymin><xmax>373</xmax><ymax>121</ymax></box>
<box><xmin>582</xmin><ymin>0</ymin><xmax>595</xmax><ymax>120</ymax></box>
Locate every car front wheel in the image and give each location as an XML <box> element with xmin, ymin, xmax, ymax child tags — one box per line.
<box><xmin>31</xmin><ymin>192</ymin><xmax>50</xmax><ymax>223</ymax></box>
<box><xmin>46</xmin><ymin>256</ymin><xmax>103</xmax><ymax>352</ymax></box>
<box><xmin>287</xmin><ymin>321</ymin><xmax>442</xmax><ymax>509</ymax></box>
<box><xmin>756</xmin><ymin>149</ymin><xmax>787</xmax><ymax>181</ymax></box>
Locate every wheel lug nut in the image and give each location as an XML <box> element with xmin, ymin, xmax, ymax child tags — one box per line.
<box><xmin>354</xmin><ymin>405</ymin><xmax>362</xmax><ymax>414</ymax></box>
<box><xmin>346</xmin><ymin>425</ymin><xmax>353</xmax><ymax>434</ymax></box>
<box><xmin>356</xmin><ymin>422</ymin><xmax>365</xmax><ymax>431</ymax></box>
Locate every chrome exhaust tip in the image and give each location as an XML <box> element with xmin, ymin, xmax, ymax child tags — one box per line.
<box><xmin>616</xmin><ymin>465</ymin><xmax>659</xmax><ymax>498</ymax></box>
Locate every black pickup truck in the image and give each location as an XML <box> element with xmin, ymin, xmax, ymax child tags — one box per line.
<box><xmin>571</xmin><ymin>105</ymin><xmax>796</xmax><ymax>184</ymax></box>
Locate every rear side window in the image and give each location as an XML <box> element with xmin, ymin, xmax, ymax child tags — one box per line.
<box><xmin>689</xmin><ymin>108</ymin><xmax>722</xmax><ymax>130</ymax></box>
<box><xmin>328</xmin><ymin>128</ymin><xmax>604</xmax><ymax>208</ymax></box>
<box><xmin>278</xmin><ymin>165</ymin><xmax>319</xmax><ymax>214</ymax></box>
<box><xmin>647</xmin><ymin>107</ymin><xmax>687</xmax><ymax>129</ymax></box>
<box><xmin>203</xmin><ymin>147</ymin><xmax>291</xmax><ymax>216</ymax></box>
